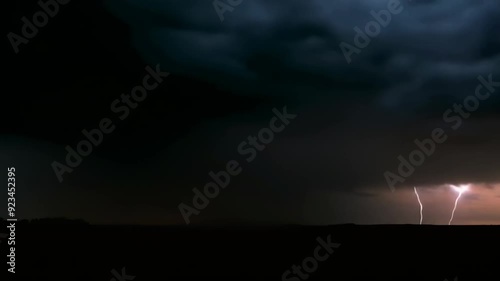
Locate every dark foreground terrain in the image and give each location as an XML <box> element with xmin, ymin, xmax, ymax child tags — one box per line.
<box><xmin>1</xmin><ymin>220</ymin><xmax>497</xmax><ymax>280</ymax></box>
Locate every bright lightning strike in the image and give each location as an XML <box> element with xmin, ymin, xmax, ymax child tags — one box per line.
<box><xmin>448</xmin><ymin>184</ymin><xmax>470</xmax><ymax>225</ymax></box>
<box><xmin>414</xmin><ymin>187</ymin><xmax>423</xmax><ymax>225</ymax></box>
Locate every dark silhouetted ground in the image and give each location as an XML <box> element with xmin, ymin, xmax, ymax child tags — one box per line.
<box><xmin>1</xmin><ymin>220</ymin><xmax>497</xmax><ymax>280</ymax></box>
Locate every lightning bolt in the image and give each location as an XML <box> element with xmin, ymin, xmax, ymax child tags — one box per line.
<box><xmin>449</xmin><ymin>191</ymin><xmax>463</xmax><ymax>225</ymax></box>
<box><xmin>414</xmin><ymin>187</ymin><xmax>423</xmax><ymax>225</ymax></box>
<box><xmin>448</xmin><ymin>184</ymin><xmax>469</xmax><ymax>225</ymax></box>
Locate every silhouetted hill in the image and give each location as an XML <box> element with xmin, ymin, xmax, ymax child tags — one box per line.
<box><xmin>1</xmin><ymin>223</ymin><xmax>497</xmax><ymax>280</ymax></box>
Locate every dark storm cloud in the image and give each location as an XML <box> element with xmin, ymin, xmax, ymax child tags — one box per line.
<box><xmin>8</xmin><ymin>0</ymin><xmax>500</xmax><ymax>224</ymax></box>
<box><xmin>104</xmin><ymin>0</ymin><xmax>500</xmax><ymax>192</ymax></box>
<box><xmin>107</xmin><ymin>0</ymin><xmax>500</xmax><ymax>107</ymax></box>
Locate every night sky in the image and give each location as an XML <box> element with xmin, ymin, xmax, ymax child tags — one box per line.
<box><xmin>3</xmin><ymin>0</ymin><xmax>500</xmax><ymax>225</ymax></box>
